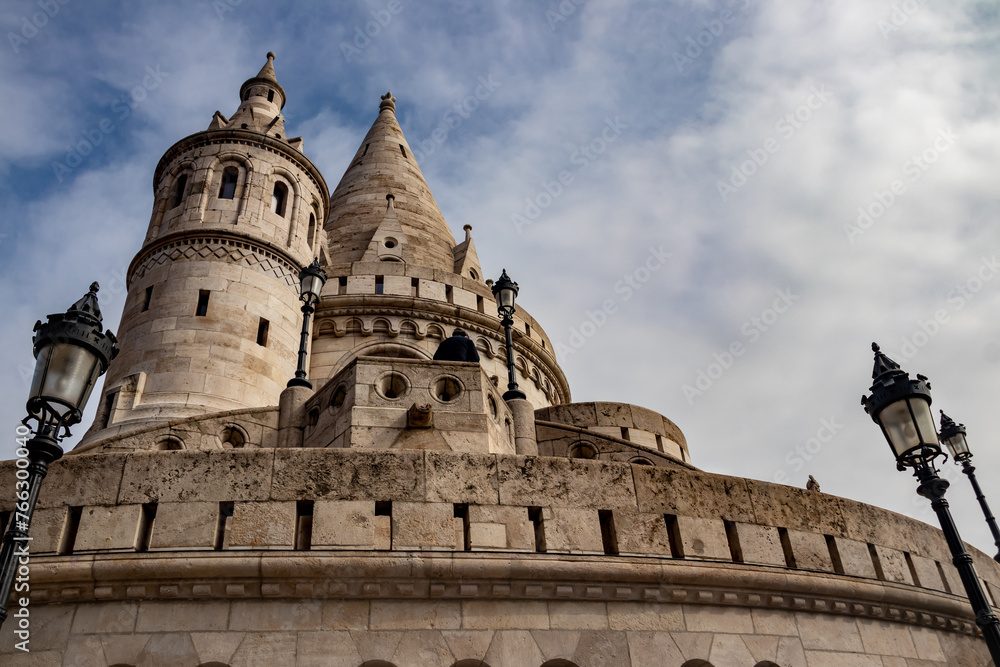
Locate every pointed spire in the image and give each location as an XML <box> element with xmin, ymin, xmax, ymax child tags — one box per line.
<box><xmin>256</xmin><ymin>51</ymin><xmax>278</xmax><ymax>82</ymax></box>
<box><xmin>870</xmin><ymin>342</ymin><xmax>900</xmax><ymax>379</ymax></box>
<box><xmin>325</xmin><ymin>93</ymin><xmax>458</xmax><ymax>271</ymax></box>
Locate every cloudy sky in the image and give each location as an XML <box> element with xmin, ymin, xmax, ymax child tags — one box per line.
<box><xmin>2</xmin><ymin>0</ymin><xmax>1000</xmax><ymax>555</ymax></box>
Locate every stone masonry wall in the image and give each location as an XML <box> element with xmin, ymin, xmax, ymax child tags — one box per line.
<box><xmin>1</xmin><ymin>450</ymin><xmax>998</xmax><ymax>665</ymax></box>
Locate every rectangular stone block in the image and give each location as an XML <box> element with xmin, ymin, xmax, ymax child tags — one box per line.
<box><xmin>746</xmin><ymin>479</ymin><xmax>848</xmax><ymax>535</ymax></box>
<box><xmin>27</xmin><ymin>507</ymin><xmax>68</xmax><ymax>555</ymax></box>
<box><xmin>370</xmin><ymin>600</ymin><xmax>461</xmax><ymax>630</ymax></box>
<box><xmin>271</xmin><ymin>449</ymin><xmax>424</xmax><ymax>502</ymax></box>
<box><xmin>425</xmin><ymin>452</ymin><xmax>499</xmax><ymax>505</ymax></box>
<box><xmin>419</xmin><ymin>280</ymin><xmax>446</xmax><ymax>302</ymax></box>
<box><xmin>498</xmin><ymin>456</ymin><xmax>637</xmax><ymax>510</ymax></box>
<box><xmin>382</xmin><ymin>275</ymin><xmax>412</xmax><ymax>297</ymax></box>
<box><xmin>543</xmin><ymin>507</ymin><xmax>604</xmax><ymax>554</ymax></box>
<box><xmin>786</xmin><ymin>529</ymin><xmax>834</xmax><ymax>572</ymax></box>
<box><xmin>149</xmin><ymin>501</ymin><xmax>218</xmax><ymax>551</ymax></box>
<box><xmin>675</xmin><ymin>515</ymin><xmax>730</xmax><ymax>561</ymax></box>
<box><xmin>872</xmin><ymin>544</ymin><xmax>913</xmax><ymax>585</ymax></box>
<box><xmin>452</xmin><ymin>287</ymin><xmax>479</xmax><ymax>310</ymax></box>
<box><xmin>633</xmin><ymin>466</ymin><xmax>754</xmax><ymax>521</ymax></box>
<box><xmin>120</xmin><ymin>450</ymin><xmax>274</xmax><ymax>503</ymax></box>
<box><xmin>374</xmin><ymin>515</ymin><xmax>391</xmax><ymax>550</ymax></box>
<box><xmin>467</xmin><ymin>505</ymin><xmax>534</xmax><ymax>551</ymax></box>
<box><xmin>227</xmin><ymin>501</ymin><xmax>295</xmax><ymax>549</ymax></box>
<box><xmin>735</xmin><ymin>523</ymin><xmax>786</xmax><ymax>566</ymax></box>
<box><xmin>346</xmin><ymin>275</ymin><xmax>375</xmax><ymax>295</ymax></box>
<box><xmin>392</xmin><ymin>501</ymin><xmax>459</xmax><ymax>550</ymax></box>
<box><xmin>75</xmin><ymin>504</ymin><xmax>143</xmax><ymax>552</ymax></box>
<box><xmin>909</xmin><ymin>554</ymin><xmax>948</xmax><ymax>592</ymax></box>
<box><xmin>614</xmin><ymin>511</ymin><xmax>672</xmax><ymax>557</ymax></box>
<box><xmin>834</xmin><ymin>537</ymin><xmax>878</xmax><ymax>579</ymax></box>
<box><xmin>312</xmin><ymin>500</ymin><xmax>375</xmax><ymax>548</ymax></box>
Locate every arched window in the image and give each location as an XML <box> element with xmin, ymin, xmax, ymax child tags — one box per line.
<box><xmin>271</xmin><ymin>182</ymin><xmax>288</xmax><ymax>217</ymax></box>
<box><xmin>307</xmin><ymin>213</ymin><xmax>316</xmax><ymax>248</ymax></box>
<box><xmin>171</xmin><ymin>174</ymin><xmax>188</xmax><ymax>208</ymax></box>
<box><xmin>219</xmin><ymin>167</ymin><xmax>238</xmax><ymax>199</ymax></box>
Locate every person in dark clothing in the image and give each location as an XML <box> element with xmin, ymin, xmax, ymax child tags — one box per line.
<box><xmin>433</xmin><ymin>328</ymin><xmax>480</xmax><ymax>362</ymax></box>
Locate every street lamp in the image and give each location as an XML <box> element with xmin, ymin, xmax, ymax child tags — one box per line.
<box><xmin>939</xmin><ymin>411</ymin><xmax>1000</xmax><ymax>563</ymax></box>
<box><xmin>491</xmin><ymin>269</ymin><xmax>525</xmax><ymax>401</ymax></box>
<box><xmin>861</xmin><ymin>343</ymin><xmax>1000</xmax><ymax>662</ymax></box>
<box><xmin>0</xmin><ymin>282</ymin><xmax>118</xmax><ymax>629</ymax></box>
<box><xmin>287</xmin><ymin>258</ymin><xmax>326</xmax><ymax>390</ymax></box>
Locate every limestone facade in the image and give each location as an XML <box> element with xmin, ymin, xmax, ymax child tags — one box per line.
<box><xmin>4</xmin><ymin>54</ymin><xmax>999</xmax><ymax>666</ymax></box>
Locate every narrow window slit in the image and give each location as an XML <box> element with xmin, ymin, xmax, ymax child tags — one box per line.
<box><xmin>454</xmin><ymin>504</ymin><xmax>470</xmax><ymax>551</ymax></box>
<box><xmin>399</xmin><ymin>144</ymin><xmax>407</xmax><ymax>158</ymax></box>
<box><xmin>196</xmin><ymin>290</ymin><xmax>210</xmax><ymax>317</ymax></box>
<box><xmin>375</xmin><ymin>276</ymin><xmax>384</xmax><ymax>295</ymax></box>
<box><xmin>868</xmin><ymin>543</ymin><xmax>886</xmax><ymax>580</ymax></box>
<box><xmin>215</xmin><ymin>502</ymin><xmax>234</xmax><ymax>551</ymax></box>
<box><xmin>778</xmin><ymin>527</ymin><xmax>796</xmax><ymax>568</ymax></box>
<box><xmin>411</xmin><ymin>277</ymin><xmax>419</xmax><ymax>297</ymax></box>
<box><xmin>59</xmin><ymin>506</ymin><xmax>83</xmax><ymax>556</ymax></box>
<box><xmin>599</xmin><ymin>510</ymin><xmax>618</xmax><ymax>555</ymax></box>
<box><xmin>620</xmin><ymin>427</ymin><xmax>630</xmax><ymax>441</ymax></box>
<box><xmin>826</xmin><ymin>535</ymin><xmax>845</xmax><ymax>574</ymax></box>
<box><xmin>724</xmin><ymin>519</ymin><xmax>743</xmax><ymax>563</ymax></box>
<box><xmin>664</xmin><ymin>514</ymin><xmax>684</xmax><ymax>558</ymax></box>
<box><xmin>528</xmin><ymin>506</ymin><xmax>546</xmax><ymax>553</ymax></box>
<box><xmin>256</xmin><ymin>318</ymin><xmax>270</xmax><ymax>346</ymax></box>
<box><xmin>295</xmin><ymin>500</ymin><xmax>314</xmax><ymax>551</ymax></box>
<box><xmin>904</xmin><ymin>552</ymin><xmax>921</xmax><ymax>587</ymax></box>
<box><xmin>935</xmin><ymin>560</ymin><xmax>952</xmax><ymax>594</ymax></box>
<box><xmin>142</xmin><ymin>285</ymin><xmax>154</xmax><ymax>312</ymax></box>
<box><xmin>136</xmin><ymin>503</ymin><xmax>157</xmax><ymax>552</ymax></box>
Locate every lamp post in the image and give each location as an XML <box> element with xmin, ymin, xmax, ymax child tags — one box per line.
<box><xmin>0</xmin><ymin>282</ymin><xmax>118</xmax><ymax>629</ymax></box>
<box><xmin>491</xmin><ymin>269</ymin><xmax>525</xmax><ymax>401</ymax></box>
<box><xmin>287</xmin><ymin>258</ymin><xmax>327</xmax><ymax>390</ymax></box>
<box><xmin>861</xmin><ymin>343</ymin><xmax>1000</xmax><ymax>662</ymax></box>
<box><xmin>939</xmin><ymin>411</ymin><xmax>1000</xmax><ymax>563</ymax></box>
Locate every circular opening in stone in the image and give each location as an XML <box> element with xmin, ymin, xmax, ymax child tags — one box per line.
<box><xmin>157</xmin><ymin>437</ymin><xmax>184</xmax><ymax>451</ymax></box>
<box><xmin>433</xmin><ymin>376</ymin><xmax>463</xmax><ymax>403</ymax></box>
<box><xmin>630</xmin><ymin>457</ymin><xmax>655</xmax><ymax>466</ymax></box>
<box><xmin>568</xmin><ymin>442</ymin><xmax>597</xmax><ymax>459</ymax></box>
<box><xmin>376</xmin><ymin>372</ymin><xmax>409</xmax><ymax>400</ymax></box>
<box><xmin>488</xmin><ymin>395</ymin><xmax>498</xmax><ymax>420</ymax></box>
<box><xmin>384</xmin><ymin>237</ymin><xmax>397</xmax><ymax>249</ymax></box>
<box><xmin>221</xmin><ymin>426</ymin><xmax>246</xmax><ymax>449</ymax></box>
<box><xmin>331</xmin><ymin>385</ymin><xmax>347</xmax><ymax>409</ymax></box>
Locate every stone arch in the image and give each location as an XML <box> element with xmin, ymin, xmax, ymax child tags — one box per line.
<box><xmin>205</xmin><ymin>152</ymin><xmax>254</xmax><ymax>216</ymax></box>
<box><xmin>426</xmin><ymin>323</ymin><xmax>446</xmax><ymax>340</ymax></box>
<box><xmin>324</xmin><ymin>340</ymin><xmax>430</xmax><ymax>384</ymax></box>
<box><xmin>359</xmin><ymin>662</ymin><xmax>397</xmax><ymax>667</ymax></box>
<box><xmin>451</xmin><ymin>661</ymin><xmax>493</xmax><ymax>667</ymax></box>
<box><xmin>197</xmin><ymin>663</ymin><xmax>231</xmax><ymax>667</ymax></box>
<box><xmin>153</xmin><ymin>159</ymin><xmax>198</xmax><ymax>237</ymax></box>
<box><xmin>156</xmin><ymin>436</ymin><xmax>184</xmax><ymax>451</ymax></box>
<box><xmin>540</xmin><ymin>661</ymin><xmax>580</xmax><ymax>667</ymax></box>
<box><xmin>474</xmin><ymin>336</ymin><xmax>497</xmax><ymax>359</ymax></box>
<box><xmin>680</xmin><ymin>661</ymin><xmax>715</xmax><ymax>667</ymax></box>
<box><xmin>754</xmin><ymin>663</ymin><xmax>781</xmax><ymax>667</ymax></box>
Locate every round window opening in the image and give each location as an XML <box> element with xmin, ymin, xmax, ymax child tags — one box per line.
<box><xmin>433</xmin><ymin>376</ymin><xmax>463</xmax><ymax>403</ymax></box>
<box><xmin>221</xmin><ymin>426</ymin><xmax>246</xmax><ymax>449</ymax></box>
<box><xmin>331</xmin><ymin>386</ymin><xmax>347</xmax><ymax>409</ymax></box>
<box><xmin>470</xmin><ymin>269</ymin><xmax>479</xmax><ymax>280</ymax></box>
<box><xmin>383</xmin><ymin>237</ymin><xmax>397</xmax><ymax>249</ymax></box>
<box><xmin>630</xmin><ymin>457</ymin><xmax>655</xmax><ymax>466</ymax></box>
<box><xmin>157</xmin><ymin>437</ymin><xmax>184</xmax><ymax>451</ymax></box>
<box><xmin>568</xmin><ymin>442</ymin><xmax>598</xmax><ymax>460</ymax></box>
<box><xmin>377</xmin><ymin>372</ymin><xmax>409</xmax><ymax>400</ymax></box>
<box><xmin>487</xmin><ymin>395</ymin><xmax>498</xmax><ymax>420</ymax></box>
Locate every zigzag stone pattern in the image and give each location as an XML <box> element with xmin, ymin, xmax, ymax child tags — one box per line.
<box><xmin>131</xmin><ymin>236</ymin><xmax>299</xmax><ymax>289</ymax></box>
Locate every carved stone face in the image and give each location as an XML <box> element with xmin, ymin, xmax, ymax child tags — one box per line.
<box><xmin>407</xmin><ymin>402</ymin><xmax>433</xmax><ymax>429</ymax></box>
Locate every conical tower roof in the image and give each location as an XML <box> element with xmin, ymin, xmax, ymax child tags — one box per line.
<box><xmin>324</xmin><ymin>92</ymin><xmax>458</xmax><ymax>271</ymax></box>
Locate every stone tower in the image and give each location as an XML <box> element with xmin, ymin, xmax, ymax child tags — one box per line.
<box><xmin>82</xmin><ymin>53</ymin><xmax>330</xmax><ymax>445</ymax></box>
<box><xmin>3</xmin><ymin>55</ymin><xmax>998</xmax><ymax>666</ymax></box>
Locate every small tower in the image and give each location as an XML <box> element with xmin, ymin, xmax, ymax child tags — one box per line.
<box><xmin>81</xmin><ymin>53</ymin><xmax>330</xmax><ymax>445</ymax></box>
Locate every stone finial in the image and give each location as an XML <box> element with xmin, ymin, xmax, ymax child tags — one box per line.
<box><xmin>380</xmin><ymin>91</ymin><xmax>396</xmax><ymax>113</ymax></box>
<box><xmin>463</xmin><ymin>224</ymin><xmax>472</xmax><ymax>242</ymax></box>
<box><xmin>806</xmin><ymin>475</ymin><xmax>821</xmax><ymax>492</ymax></box>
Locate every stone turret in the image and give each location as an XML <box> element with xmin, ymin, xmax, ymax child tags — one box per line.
<box><xmin>80</xmin><ymin>53</ymin><xmax>330</xmax><ymax>447</ymax></box>
<box><xmin>311</xmin><ymin>93</ymin><xmax>571</xmax><ymax>409</ymax></box>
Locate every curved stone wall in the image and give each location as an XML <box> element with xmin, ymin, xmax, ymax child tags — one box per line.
<box><xmin>1</xmin><ymin>449</ymin><xmax>996</xmax><ymax>665</ymax></box>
